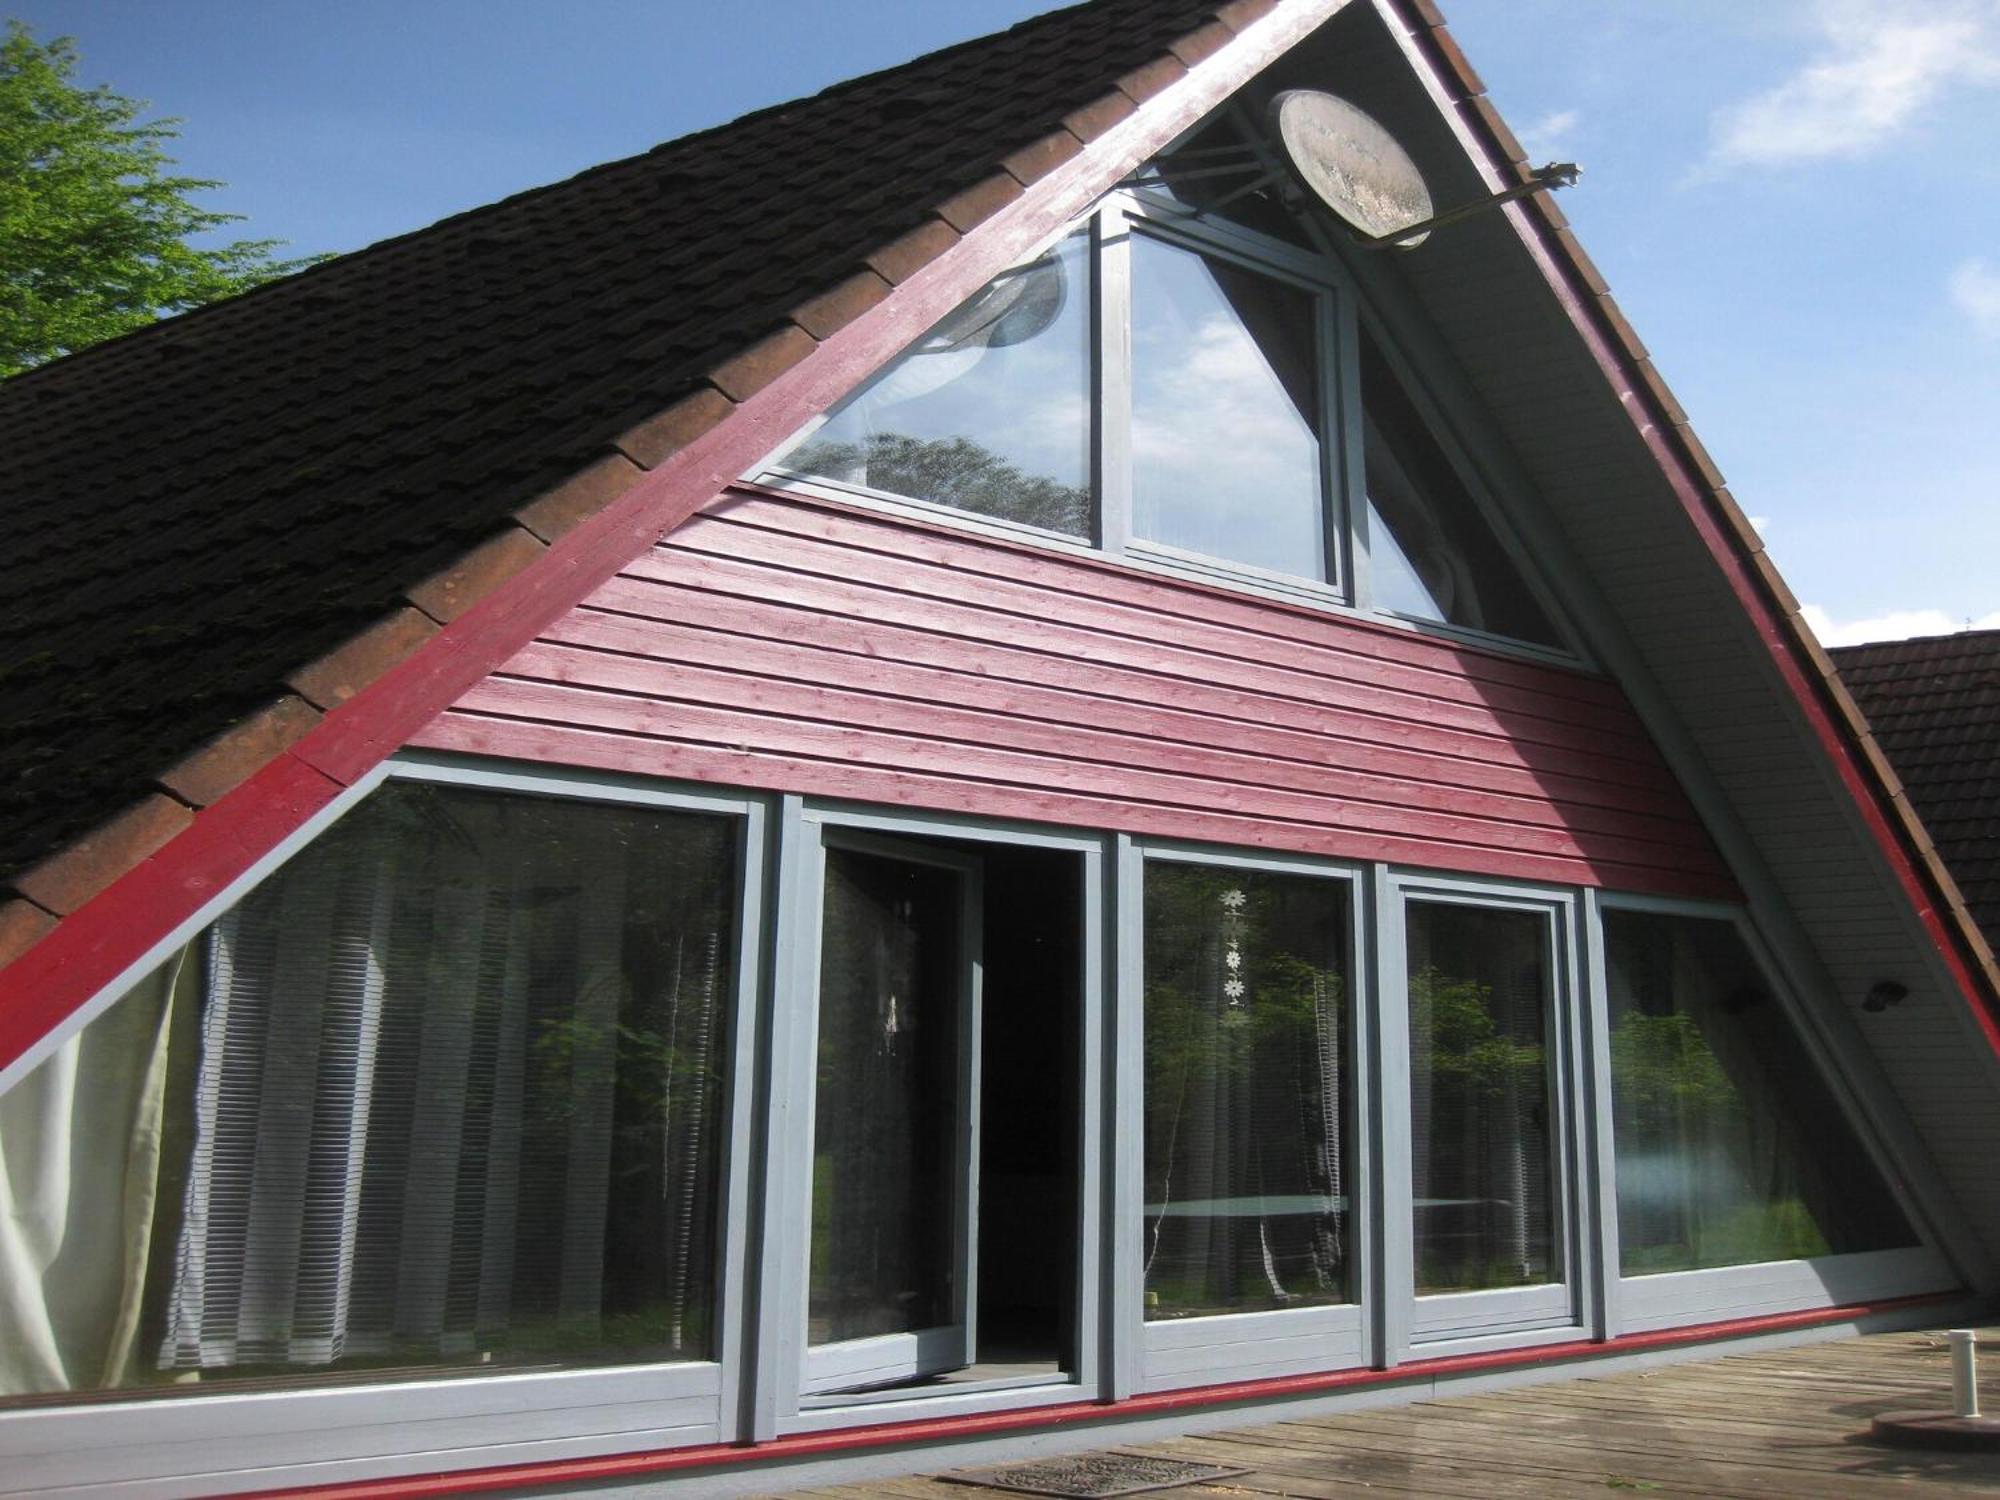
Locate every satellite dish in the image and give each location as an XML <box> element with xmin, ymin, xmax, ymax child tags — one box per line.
<box><xmin>922</xmin><ymin>250</ymin><xmax>1067</xmax><ymax>353</ymax></box>
<box><xmin>1269</xmin><ymin>90</ymin><xmax>1433</xmax><ymax>249</ymax></box>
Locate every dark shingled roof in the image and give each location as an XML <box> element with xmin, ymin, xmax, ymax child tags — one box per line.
<box><xmin>0</xmin><ymin>0</ymin><xmax>1237</xmax><ymax>887</ymax></box>
<box><xmin>1834</xmin><ymin>630</ymin><xmax>2000</xmax><ymax>945</ymax></box>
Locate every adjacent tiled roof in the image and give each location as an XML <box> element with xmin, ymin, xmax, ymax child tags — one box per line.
<box><xmin>0</xmin><ymin>0</ymin><xmax>1249</xmax><ymax>894</ymax></box>
<box><xmin>1834</xmin><ymin>631</ymin><xmax>2000</xmax><ymax>944</ymax></box>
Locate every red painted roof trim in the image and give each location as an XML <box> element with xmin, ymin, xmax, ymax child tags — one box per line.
<box><xmin>0</xmin><ymin>1</ymin><xmax>1349</xmax><ymax>1073</ymax></box>
<box><xmin>231</xmin><ymin>1292</ymin><xmax>1953</xmax><ymax>1500</ymax></box>
<box><xmin>1375</xmin><ymin>0</ymin><xmax>2000</xmax><ymax>1059</ymax></box>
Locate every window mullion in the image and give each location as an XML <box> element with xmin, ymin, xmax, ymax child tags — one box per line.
<box><xmin>1577</xmin><ymin>886</ymin><xmax>1622</xmax><ymax>1342</ymax></box>
<box><xmin>1334</xmin><ymin>287</ymin><xmax>1370</xmax><ymax>611</ymax></box>
<box><xmin>1095</xmin><ymin>201</ymin><xmax>1134</xmax><ymax>559</ymax></box>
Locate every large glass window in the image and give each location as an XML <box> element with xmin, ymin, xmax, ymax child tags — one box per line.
<box><xmin>1142</xmin><ymin>861</ymin><xmax>1354</xmax><ymax>1321</ymax></box>
<box><xmin>1405</xmin><ymin>900</ymin><xmax>1561</xmax><ymax>1297</ymax></box>
<box><xmin>771</xmin><ymin>178</ymin><xmax>1573</xmax><ymax>657</ymax></box>
<box><xmin>1130</xmin><ymin>236</ymin><xmax>1328</xmax><ymax>579</ymax></box>
<box><xmin>1360</xmin><ymin>327</ymin><xmax>1560</xmax><ymax>647</ymax></box>
<box><xmin>0</xmin><ymin>780</ymin><xmax>739</xmax><ymax>1399</ymax></box>
<box><xmin>1603</xmin><ymin>909</ymin><xmax>1916</xmax><ymax>1276</ymax></box>
<box><xmin>787</xmin><ymin>230</ymin><xmax>1093</xmax><ymax>538</ymax></box>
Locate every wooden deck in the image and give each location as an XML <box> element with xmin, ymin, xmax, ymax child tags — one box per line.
<box><xmin>791</xmin><ymin>1325</ymin><xmax>2000</xmax><ymax>1499</ymax></box>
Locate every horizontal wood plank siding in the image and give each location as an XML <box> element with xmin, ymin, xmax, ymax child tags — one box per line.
<box><xmin>414</xmin><ymin>490</ymin><xmax>1733</xmax><ymax>898</ymax></box>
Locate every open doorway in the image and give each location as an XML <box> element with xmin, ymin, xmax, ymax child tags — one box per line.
<box><xmin>803</xmin><ymin>833</ymin><xmax>1082</xmax><ymax>1400</ymax></box>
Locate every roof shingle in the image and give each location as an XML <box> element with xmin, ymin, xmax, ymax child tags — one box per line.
<box><xmin>0</xmin><ymin>0</ymin><xmax>1230</xmax><ymax>888</ymax></box>
<box><xmin>1833</xmin><ymin>630</ymin><xmax>2000</xmax><ymax>944</ymax></box>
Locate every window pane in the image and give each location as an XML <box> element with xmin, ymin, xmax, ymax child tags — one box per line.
<box><xmin>0</xmin><ymin>782</ymin><xmax>738</xmax><ymax>1399</ymax></box>
<box><xmin>1131</xmin><ymin>234</ymin><xmax>1329</xmax><ymax>580</ymax></box>
<box><xmin>1604</xmin><ymin>910</ymin><xmax>1916</xmax><ymax>1276</ymax></box>
<box><xmin>809</xmin><ymin>848</ymin><xmax>965</xmax><ymax>1346</ymax></box>
<box><xmin>1142</xmin><ymin>863</ymin><xmax>1353</xmax><ymax>1320</ymax></box>
<box><xmin>1407</xmin><ymin>901</ymin><xmax>1561</xmax><ymax>1295</ymax></box>
<box><xmin>787</xmin><ymin>232</ymin><xmax>1092</xmax><ymax>537</ymax></box>
<box><xmin>1360</xmin><ymin>327</ymin><xmax>1562</xmax><ymax>647</ymax></box>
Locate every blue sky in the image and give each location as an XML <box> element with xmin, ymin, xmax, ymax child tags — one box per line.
<box><xmin>13</xmin><ymin>0</ymin><xmax>1998</xmax><ymax>644</ymax></box>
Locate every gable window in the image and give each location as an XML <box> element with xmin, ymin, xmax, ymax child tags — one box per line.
<box><xmin>789</xmin><ymin>229</ymin><xmax>1093</xmax><ymax>539</ymax></box>
<box><xmin>767</xmin><ymin>179</ymin><xmax>1569</xmax><ymax>658</ymax></box>
<box><xmin>1359</xmin><ymin>327</ymin><xmax>1561</xmax><ymax>648</ymax></box>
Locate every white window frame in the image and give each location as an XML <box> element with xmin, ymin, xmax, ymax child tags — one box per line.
<box><xmin>1118</xmin><ymin>838</ymin><xmax>1373</xmax><ymax>1394</ymax></box>
<box><xmin>0</xmin><ymin>754</ymin><xmax>771</xmax><ymax>1500</ymax></box>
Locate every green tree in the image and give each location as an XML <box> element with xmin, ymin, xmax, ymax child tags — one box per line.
<box><xmin>0</xmin><ymin>21</ymin><xmax>313</xmax><ymax>377</ymax></box>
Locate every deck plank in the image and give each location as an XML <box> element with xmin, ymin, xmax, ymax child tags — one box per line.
<box><xmin>787</xmin><ymin>1325</ymin><xmax>2000</xmax><ymax>1497</ymax></box>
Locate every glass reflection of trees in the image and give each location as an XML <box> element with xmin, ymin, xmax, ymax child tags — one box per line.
<box><xmin>1406</xmin><ymin>902</ymin><xmax>1559</xmax><ymax>1296</ymax></box>
<box><xmin>1142</xmin><ymin>864</ymin><xmax>1352</xmax><ymax>1320</ymax></box>
<box><xmin>808</xmin><ymin>849</ymin><xmax>961</xmax><ymax>1346</ymax></box>
<box><xmin>789</xmin><ymin>232</ymin><xmax>1091</xmax><ymax>537</ymax></box>
<box><xmin>1604</xmin><ymin>910</ymin><xmax>1915</xmax><ymax>1276</ymax></box>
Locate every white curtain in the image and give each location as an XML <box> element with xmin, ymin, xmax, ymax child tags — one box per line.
<box><xmin>0</xmin><ymin>953</ymin><xmax>187</xmax><ymax>1395</ymax></box>
<box><xmin>158</xmin><ymin>807</ymin><xmax>630</xmax><ymax>1372</ymax></box>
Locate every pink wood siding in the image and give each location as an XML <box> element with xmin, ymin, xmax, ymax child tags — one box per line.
<box><xmin>410</xmin><ymin>487</ymin><xmax>1736</xmax><ymax>898</ymax></box>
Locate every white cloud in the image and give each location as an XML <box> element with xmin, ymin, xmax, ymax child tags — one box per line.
<box><xmin>1949</xmin><ymin>256</ymin><xmax>2000</xmax><ymax>337</ymax></box>
<box><xmin>1704</xmin><ymin>0</ymin><xmax>2000</xmax><ymax>171</ymax></box>
<box><xmin>1748</xmin><ymin>514</ymin><xmax>1773</xmax><ymax>537</ymax></box>
<box><xmin>1517</xmin><ymin>107</ymin><xmax>1580</xmax><ymax>160</ymax></box>
<box><xmin>1800</xmin><ymin>602</ymin><xmax>2000</xmax><ymax>644</ymax></box>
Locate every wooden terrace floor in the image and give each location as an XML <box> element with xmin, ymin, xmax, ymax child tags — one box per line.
<box><xmin>790</xmin><ymin>1324</ymin><xmax>2000</xmax><ymax>1499</ymax></box>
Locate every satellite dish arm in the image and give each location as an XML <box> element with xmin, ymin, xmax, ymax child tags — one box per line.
<box><xmin>1354</xmin><ymin>162</ymin><xmax>1580</xmax><ymax>250</ymax></box>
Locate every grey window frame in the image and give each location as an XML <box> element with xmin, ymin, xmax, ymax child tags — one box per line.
<box><xmin>792</xmin><ymin>829</ymin><xmax>985</xmax><ymax>1398</ymax></box>
<box><xmin>0</xmin><ymin>753</ymin><xmax>772</xmax><ymax>1499</ymax></box>
<box><xmin>1378</xmin><ymin>872</ymin><xmax>1595</xmax><ymax>1364</ymax></box>
<box><xmin>1589</xmin><ymin>892</ymin><xmax>1959</xmax><ymax>1338</ymax></box>
<box><xmin>753</xmin><ymin>800</ymin><xmax>1111</xmax><ymax>1436</ymax></box>
<box><xmin>3</xmin><ymin>758</ymin><xmax>1972</xmax><ymax>1495</ymax></box>
<box><xmin>1118</xmin><ymin>839</ymin><xmax>1374</xmax><ymax>1394</ymax></box>
<box><xmin>759</xmin><ymin>186</ymin><xmax>1587</xmax><ymax>668</ymax></box>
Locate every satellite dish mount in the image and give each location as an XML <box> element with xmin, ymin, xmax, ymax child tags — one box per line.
<box><xmin>1269</xmin><ymin>90</ymin><xmax>1578</xmax><ymax>251</ymax></box>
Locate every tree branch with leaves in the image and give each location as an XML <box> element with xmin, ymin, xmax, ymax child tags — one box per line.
<box><xmin>0</xmin><ymin>21</ymin><xmax>317</xmax><ymax>377</ymax></box>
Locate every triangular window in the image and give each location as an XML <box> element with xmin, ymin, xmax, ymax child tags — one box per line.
<box><xmin>1359</xmin><ymin>326</ymin><xmax>1561</xmax><ymax>647</ymax></box>
<box><xmin>1602</xmin><ymin>908</ymin><xmax>1916</xmax><ymax>1275</ymax></box>
<box><xmin>784</xmin><ymin>229</ymin><xmax>1094</xmax><ymax>539</ymax></box>
<box><xmin>0</xmin><ymin>777</ymin><xmax>745</xmax><ymax>1398</ymax></box>
<box><xmin>769</xmin><ymin>163</ymin><xmax>1575</xmax><ymax>659</ymax></box>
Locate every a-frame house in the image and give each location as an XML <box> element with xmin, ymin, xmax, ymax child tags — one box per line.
<box><xmin>2</xmin><ymin>3</ymin><xmax>1997</xmax><ymax>1496</ymax></box>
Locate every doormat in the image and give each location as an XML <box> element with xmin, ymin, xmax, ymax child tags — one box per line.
<box><xmin>939</xmin><ymin>1451</ymin><xmax>1250</xmax><ymax>1497</ymax></box>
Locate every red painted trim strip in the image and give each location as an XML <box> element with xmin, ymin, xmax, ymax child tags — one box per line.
<box><xmin>235</xmin><ymin>1293</ymin><xmax>1954</xmax><ymax>1500</ymax></box>
<box><xmin>0</xmin><ymin>752</ymin><xmax>345</xmax><ymax>1068</ymax></box>
<box><xmin>1377</xmin><ymin>4</ymin><xmax>2000</xmax><ymax>1060</ymax></box>
<box><xmin>0</xmin><ymin>3</ymin><xmax>1348</xmax><ymax>1074</ymax></box>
